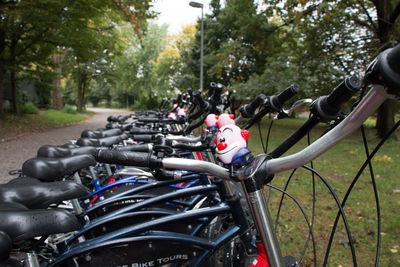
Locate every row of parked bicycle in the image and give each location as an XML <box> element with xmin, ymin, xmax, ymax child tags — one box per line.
<box><xmin>1</xmin><ymin>44</ymin><xmax>400</xmax><ymax>267</ymax></box>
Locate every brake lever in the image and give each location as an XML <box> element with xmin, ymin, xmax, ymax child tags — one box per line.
<box><xmin>274</xmin><ymin>98</ymin><xmax>313</xmax><ymax>120</ymax></box>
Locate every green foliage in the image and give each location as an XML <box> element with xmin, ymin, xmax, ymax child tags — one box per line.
<box><xmin>87</xmin><ymin>80</ymin><xmax>112</xmax><ymax>107</ymax></box>
<box><xmin>107</xmin><ymin>23</ymin><xmax>170</xmax><ymax>109</ymax></box>
<box><xmin>0</xmin><ymin>0</ymin><xmax>155</xmax><ymax>114</ymax></box>
<box><xmin>42</xmin><ymin>109</ymin><xmax>86</xmax><ymax>124</ymax></box>
<box><xmin>19</xmin><ymin>102</ymin><xmax>39</xmax><ymax>114</ymax></box>
<box><xmin>62</xmin><ymin>105</ymin><xmax>77</xmax><ymax>114</ymax></box>
<box><xmin>187</xmin><ymin>0</ymin><xmax>278</xmax><ymax>89</ymax></box>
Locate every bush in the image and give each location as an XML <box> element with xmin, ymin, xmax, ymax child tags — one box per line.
<box><xmin>19</xmin><ymin>102</ymin><xmax>39</xmax><ymax>114</ymax></box>
<box><xmin>62</xmin><ymin>105</ymin><xmax>77</xmax><ymax>114</ymax></box>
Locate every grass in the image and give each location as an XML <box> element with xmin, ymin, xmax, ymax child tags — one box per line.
<box><xmin>0</xmin><ymin>109</ymin><xmax>90</xmax><ymax>139</ymax></box>
<box><xmin>246</xmin><ymin>117</ymin><xmax>400</xmax><ymax>266</ymax></box>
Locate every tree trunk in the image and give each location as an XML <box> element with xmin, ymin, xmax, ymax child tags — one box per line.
<box><xmin>0</xmin><ymin>26</ymin><xmax>5</xmax><ymax>116</ymax></box>
<box><xmin>0</xmin><ymin>63</ymin><xmax>4</xmax><ymax>116</ymax></box>
<box><xmin>376</xmin><ymin>99</ymin><xmax>395</xmax><ymax>138</ymax></box>
<box><xmin>10</xmin><ymin>70</ymin><xmax>18</xmax><ymax>114</ymax></box>
<box><xmin>51</xmin><ymin>90</ymin><xmax>63</xmax><ymax>110</ymax></box>
<box><xmin>77</xmin><ymin>72</ymin><xmax>87</xmax><ymax>112</ymax></box>
<box><xmin>51</xmin><ymin>53</ymin><xmax>64</xmax><ymax>110</ymax></box>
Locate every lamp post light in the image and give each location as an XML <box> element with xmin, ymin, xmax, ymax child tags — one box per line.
<box><xmin>189</xmin><ymin>1</ymin><xmax>204</xmax><ymax>91</ymax></box>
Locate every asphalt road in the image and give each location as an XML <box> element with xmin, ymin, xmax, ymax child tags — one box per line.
<box><xmin>0</xmin><ymin>108</ymin><xmax>131</xmax><ymax>183</ymax></box>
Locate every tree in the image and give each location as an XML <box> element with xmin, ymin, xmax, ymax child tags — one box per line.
<box><xmin>0</xmin><ymin>0</ymin><xmax>69</xmax><ymax>114</ymax></box>
<box><xmin>62</xmin><ymin>13</ymin><xmax>125</xmax><ymax>111</ymax></box>
<box><xmin>100</xmin><ymin>23</ymin><xmax>169</xmax><ymax>109</ymax></box>
<box><xmin>370</xmin><ymin>0</ymin><xmax>400</xmax><ymax>137</ymax></box>
<box><xmin>154</xmin><ymin>24</ymin><xmax>197</xmax><ymax>94</ymax></box>
<box><xmin>265</xmin><ymin>0</ymin><xmax>400</xmax><ymax>137</ymax></box>
<box><xmin>0</xmin><ymin>0</ymin><xmax>154</xmax><ymax>115</ymax></box>
<box><xmin>189</xmin><ymin>0</ymin><xmax>279</xmax><ymax>89</ymax></box>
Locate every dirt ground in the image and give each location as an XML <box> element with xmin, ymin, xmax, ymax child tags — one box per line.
<box><xmin>0</xmin><ymin>108</ymin><xmax>131</xmax><ymax>183</ymax></box>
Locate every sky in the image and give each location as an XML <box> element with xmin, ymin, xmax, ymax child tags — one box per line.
<box><xmin>151</xmin><ymin>0</ymin><xmax>212</xmax><ymax>34</ymax></box>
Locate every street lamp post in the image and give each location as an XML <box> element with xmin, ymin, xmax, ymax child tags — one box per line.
<box><xmin>189</xmin><ymin>1</ymin><xmax>204</xmax><ymax>91</ymax></box>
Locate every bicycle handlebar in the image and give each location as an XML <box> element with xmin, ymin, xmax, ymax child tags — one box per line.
<box><xmin>240</xmin><ymin>94</ymin><xmax>266</xmax><ymax>118</ymax></box>
<box><xmin>192</xmin><ymin>90</ymin><xmax>209</xmax><ymax>110</ymax></box>
<box><xmin>366</xmin><ymin>43</ymin><xmax>400</xmax><ymax>93</ymax></box>
<box><xmin>266</xmin><ymin>84</ymin><xmax>388</xmax><ymax>175</ymax></box>
<box><xmin>96</xmin><ymin>150</ymin><xmax>160</xmax><ymax>169</ymax></box>
<box><xmin>272</xmin><ymin>84</ymin><xmax>300</xmax><ymax>111</ymax></box>
<box><xmin>311</xmin><ymin>76</ymin><xmax>361</xmax><ymax>120</ymax></box>
<box><xmin>113</xmin><ymin>143</ymin><xmax>153</xmax><ymax>153</ymax></box>
<box><xmin>101</xmin><ymin>46</ymin><xmax>400</xmax><ymax>183</ymax></box>
<box><xmin>159</xmin><ymin>88</ymin><xmax>388</xmax><ymax>180</ymax></box>
<box><xmin>240</xmin><ymin>84</ymin><xmax>299</xmax><ymax>120</ymax></box>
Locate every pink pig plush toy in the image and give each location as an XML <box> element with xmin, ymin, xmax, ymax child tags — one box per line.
<box><xmin>204</xmin><ymin>114</ymin><xmax>219</xmax><ymax>131</ymax></box>
<box><xmin>168</xmin><ymin>112</ymin><xmax>177</xmax><ymax>120</ymax></box>
<box><xmin>177</xmin><ymin>108</ymin><xmax>187</xmax><ymax>118</ymax></box>
<box><xmin>216</xmin><ymin>113</ymin><xmax>235</xmax><ymax>128</ymax></box>
<box><xmin>215</xmin><ymin>124</ymin><xmax>251</xmax><ymax>164</ymax></box>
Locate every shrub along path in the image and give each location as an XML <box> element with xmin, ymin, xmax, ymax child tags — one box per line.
<box><xmin>0</xmin><ymin>108</ymin><xmax>131</xmax><ymax>183</ymax></box>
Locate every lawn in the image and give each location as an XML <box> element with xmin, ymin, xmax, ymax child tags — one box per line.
<box><xmin>0</xmin><ymin>109</ymin><xmax>91</xmax><ymax>140</ymax></box>
<box><xmin>247</xmin><ymin>117</ymin><xmax>400</xmax><ymax>266</ymax></box>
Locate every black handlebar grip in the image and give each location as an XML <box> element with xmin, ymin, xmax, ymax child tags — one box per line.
<box><xmin>172</xmin><ymin>142</ymin><xmax>207</xmax><ymax>151</ymax></box>
<box><xmin>119</xmin><ymin>123</ymin><xmax>133</xmax><ymax>131</ymax></box>
<box><xmin>207</xmin><ymin>83</ymin><xmax>216</xmax><ymax>97</ymax></box>
<box><xmin>372</xmin><ymin>44</ymin><xmax>400</xmax><ymax>94</ymax></box>
<box><xmin>192</xmin><ymin>90</ymin><xmax>210</xmax><ymax>110</ymax></box>
<box><xmin>312</xmin><ymin>76</ymin><xmax>361</xmax><ymax>120</ymax></box>
<box><xmin>188</xmin><ymin>88</ymin><xmax>193</xmax><ymax>98</ymax></box>
<box><xmin>240</xmin><ymin>94</ymin><xmax>267</xmax><ymax>118</ymax></box>
<box><xmin>326</xmin><ymin>76</ymin><xmax>361</xmax><ymax>108</ymax></box>
<box><xmin>387</xmin><ymin>44</ymin><xmax>400</xmax><ymax>77</ymax></box>
<box><xmin>130</xmin><ymin>126</ymin><xmax>161</xmax><ymax>135</ymax></box>
<box><xmin>132</xmin><ymin>135</ymin><xmax>156</xmax><ymax>142</ymax></box>
<box><xmin>212</xmin><ymin>83</ymin><xmax>223</xmax><ymax>103</ymax></box>
<box><xmin>114</xmin><ymin>144</ymin><xmax>152</xmax><ymax>153</ymax></box>
<box><xmin>96</xmin><ymin>150</ymin><xmax>160</xmax><ymax>168</ymax></box>
<box><xmin>269</xmin><ymin>84</ymin><xmax>300</xmax><ymax>111</ymax></box>
<box><xmin>277</xmin><ymin>84</ymin><xmax>300</xmax><ymax>105</ymax></box>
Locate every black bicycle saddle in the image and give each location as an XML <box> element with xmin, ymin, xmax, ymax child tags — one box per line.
<box><xmin>21</xmin><ymin>154</ymin><xmax>96</xmax><ymax>181</ymax></box>
<box><xmin>0</xmin><ymin>177</ymin><xmax>89</xmax><ymax>209</ymax></box>
<box><xmin>81</xmin><ymin>128</ymin><xmax>122</xmax><ymax>138</ymax></box>
<box><xmin>76</xmin><ymin>134</ymin><xmax>128</xmax><ymax>147</ymax></box>
<box><xmin>0</xmin><ymin>202</ymin><xmax>80</xmax><ymax>242</ymax></box>
<box><xmin>37</xmin><ymin>145</ymin><xmax>97</xmax><ymax>158</ymax></box>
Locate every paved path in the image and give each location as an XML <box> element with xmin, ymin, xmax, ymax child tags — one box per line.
<box><xmin>0</xmin><ymin>108</ymin><xmax>131</xmax><ymax>183</ymax></box>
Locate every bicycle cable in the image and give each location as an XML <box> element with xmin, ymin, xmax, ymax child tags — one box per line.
<box><xmin>323</xmin><ymin>117</ymin><xmax>400</xmax><ymax>266</ymax></box>
<box><xmin>267</xmin><ymin>183</ymin><xmax>317</xmax><ymax>265</ymax></box>
<box><xmin>302</xmin><ymin>165</ymin><xmax>358</xmax><ymax>266</ymax></box>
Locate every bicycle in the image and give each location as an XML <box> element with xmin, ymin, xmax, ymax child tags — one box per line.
<box><xmin>0</xmin><ymin>43</ymin><xmax>399</xmax><ymax>266</ymax></box>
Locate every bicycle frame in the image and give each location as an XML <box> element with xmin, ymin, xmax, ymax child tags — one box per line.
<box><xmin>47</xmin><ymin>181</ymin><xmax>255</xmax><ymax>266</ymax></box>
